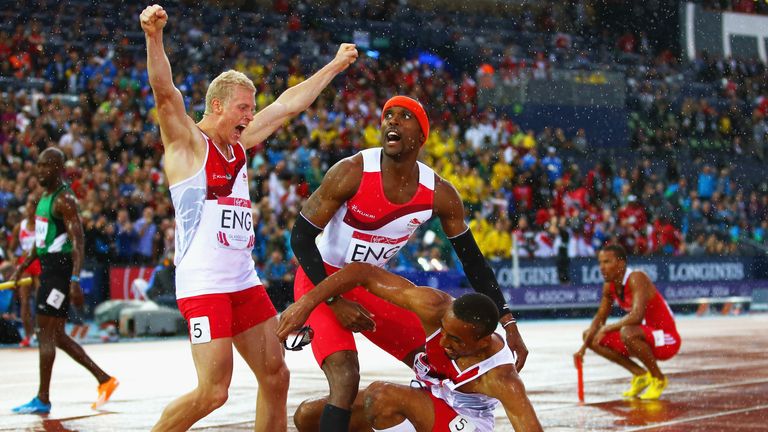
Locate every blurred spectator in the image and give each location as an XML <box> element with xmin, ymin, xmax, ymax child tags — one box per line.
<box><xmin>114</xmin><ymin>209</ymin><xmax>137</xmax><ymax>265</ymax></box>
<box><xmin>555</xmin><ymin>217</ymin><xmax>571</xmax><ymax>284</ymax></box>
<box><xmin>541</xmin><ymin>147</ymin><xmax>563</xmax><ymax>185</ymax></box>
<box><xmin>618</xmin><ymin>195</ymin><xmax>648</xmax><ymax>232</ymax></box>
<box><xmin>261</xmin><ymin>250</ymin><xmax>294</xmax><ymax>311</ymax></box>
<box><xmin>146</xmin><ymin>253</ymin><xmax>176</xmax><ymax>309</ymax></box>
<box><xmin>133</xmin><ymin>207</ymin><xmax>157</xmax><ymax>265</ymax></box>
<box><xmin>697</xmin><ymin>165</ymin><xmax>717</xmax><ymax>200</ymax></box>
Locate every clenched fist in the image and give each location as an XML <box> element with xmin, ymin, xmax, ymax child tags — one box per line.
<box><xmin>140</xmin><ymin>4</ymin><xmax>168</xmax><ymax>37</ymax></box>
<box><xmin>331</xmin><ymin>43</ymin><xmax>359</xmax><ymax>73</ymax></box>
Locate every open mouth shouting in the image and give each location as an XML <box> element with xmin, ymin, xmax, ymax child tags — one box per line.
<box><xmin>385</xmin><ymin>129</ymin><xmax>402</xmax><ymax>145</ymax></box>
<box><xmin>234</xmin><ymin>123</ymin><xmax>247</xmax><ymax>140</ymax></box>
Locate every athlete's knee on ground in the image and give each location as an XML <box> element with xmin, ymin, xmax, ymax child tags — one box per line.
<box><xmin>363</xmin><ymin>381</ymin><xmax>402</xmax><ymax>423</ymax></box>
<box><xmin>294</xmin><ymin>398</ymin><xmax>326</xmax><ymax>431</ymax></box>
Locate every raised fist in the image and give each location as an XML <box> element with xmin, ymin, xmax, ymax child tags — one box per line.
<box><xmin>140</xmin><ymin>4</ymin><xmax>168</xmax><ymax>37</ymax></box>
<box><xmin>332</xmin><ymin>43</ymin><xmax>359</xmax><ymax>73</ymax></box>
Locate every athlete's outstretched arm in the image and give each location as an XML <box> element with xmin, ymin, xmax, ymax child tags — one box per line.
<box><xmin>240</xmin><ymin>44</ymin><xmax>358</xmax><ymax>149</ymax></box>
<box><xmin>574</xmin><ymin>282</ymin><xmax>613</xmax><ymax>361</ymax></box>
<box><xmin>277</xmin><ymin>263</ymin><xmax>451</xmax><ymax>340</ymax></box>
<box><xmin>140</xmin><ymin>4</ymin><xmax>195</xmax><ymax>149</ymax></box>
<box><xmin>433</xmin><ymin>176</ymin><xmax>529</xmax><ymax>371</ymax></box>
<box><xmin>484</xmin><ymin>366</ymin><xmax>543</xmax><ymax>432</ymax></box>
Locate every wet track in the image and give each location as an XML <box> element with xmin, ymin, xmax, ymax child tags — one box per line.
<box><xmin>1</xmin><ymin>314</ymin><xmax>766</xmax><ymax>431</ymax></box>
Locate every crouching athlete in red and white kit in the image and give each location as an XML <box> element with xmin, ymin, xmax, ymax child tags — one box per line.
<box><xmin>278</xmin><ymin>262</ymin><xmax>542</xmax><ymax>432</ymax></box>
<box><xmin>574</xmin><ymin>244</ymin><xmax>681</xmax><ymax>400</ymax></box>
<box><xmin>141</xmin><ymin>4</ymin><xmax>358</xmax><ymax>431</ymax></box>
<box><xmin>290</xmin><ymin>95</ymin><xmax>528</xmax><ymax>430</ymax></box>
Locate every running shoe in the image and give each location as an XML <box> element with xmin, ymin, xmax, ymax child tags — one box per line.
<box><xmin>12</xmin><ymin>397</ymin><xmax>51</xmax><ymax>414</ymax></box>
<box><xmin>19</xmin><ymin>337</ymin><xmax>30</xmax><ymax>348</ymax></box>
<box><xmin>639</xmin><ymin>376</ymin><xmax>668</xmax><ymax>400</ymax></box>
<box><xmin>622</xmin><ymin>372</ymin><xmax>651</xmax><ymax>398</ymax></box>
<box><xmin>92</xmin><ymin>376</ymin><xmax>119</xmax><ymax>409</ymax></box>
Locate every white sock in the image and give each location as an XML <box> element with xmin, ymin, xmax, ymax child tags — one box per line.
<box><xmin>373</xmin><ymin>418</ymin><xmax>416</xmax><ymax>432</ymax></box>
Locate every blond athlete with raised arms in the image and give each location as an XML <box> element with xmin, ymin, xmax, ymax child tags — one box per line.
<box><xmin>141</xmin><ymin>4</ymin><xmax>357</xmax><ymax>430</ymax></box>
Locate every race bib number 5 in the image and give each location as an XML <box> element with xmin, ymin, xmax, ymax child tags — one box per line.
<box><xmin>189</xmin><ymin>316</ymin><xmax>212</xmax><ymax>344</ymax></box>
<box><xmin>449</xmin><ymin>415</ymin><xmax>477</xmax><ymax>432</ymax></box>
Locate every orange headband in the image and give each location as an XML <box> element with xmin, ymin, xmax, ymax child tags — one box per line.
<box><xmin>381</xmin><ymin>95</ymin><xmax>429</xmax><ymax>144</ymax></box>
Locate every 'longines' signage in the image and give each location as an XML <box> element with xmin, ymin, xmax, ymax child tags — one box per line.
<box><xmin>667</xmin><ymin>263</ymin><xmax>744</xmax><ymax>282</ymax></box>
<box><xmin>491</xmin><ymin>257</ymin><xmax>756</xmax><ymax>288</ymax></box>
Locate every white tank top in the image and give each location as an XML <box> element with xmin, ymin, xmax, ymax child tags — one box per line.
<box><xmin>413</xmin><ymin>330</ymin><xmax>517</xmax><ymax>431</ymax></box>
<box><xmin>170</xmin><ymin>132</ymin><xmax>260</xmax><ymax>299</ymax></box>
<box><xmin>19</xmin><ymin>218</ymin><xmax>35</xmax><ymax>254</ymax></box>
<box><xmin>317</xmin><ymin>148</ymin><xmax>435</xmax><ymax>268</ymax></box>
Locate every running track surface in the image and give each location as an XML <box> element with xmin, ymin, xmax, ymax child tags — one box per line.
<box><xmin>1</xmin><ymin>314</ymin><xmax>766</xmax><ymax>431</ymax></box>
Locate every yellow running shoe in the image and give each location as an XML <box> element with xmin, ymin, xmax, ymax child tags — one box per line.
<box><xmin>640</xmin><ymin>376</ymin><xmax>668</xmax><ymax>400</ymax></box>
<box><xmin>92</xmin><ymin>376</ymin><xmax>119</xmax><ymax>409</ymax></box>
<box><xmin>622</xmin><ymin>372</ymin><xmax>651</xmax><ymax>398</ymax></box>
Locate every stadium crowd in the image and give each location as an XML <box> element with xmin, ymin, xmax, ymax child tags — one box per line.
<box><xmin>1</xmin><ymin>0</ymin><xmax>767</xmax><ymax>306</ymax></box>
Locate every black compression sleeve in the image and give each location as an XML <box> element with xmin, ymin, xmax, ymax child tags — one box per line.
<box><xmin>291</xmin><ymin>214</ymin><xmax>328</xmax><ymax>286</ymax></box>
<box><xmin>449</xmin><ymin>228</ymin><xmax>512</xmax><ymax>316</ymax></box>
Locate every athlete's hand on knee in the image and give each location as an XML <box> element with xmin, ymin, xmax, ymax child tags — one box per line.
<box><xmin>276</xmin><ymin>301</ymin><xmax>313</xmax><ymax>341</ymax></box>
<box><xmin>329</xmin><ymin>298</ymin><xmax>375</xmax><ymax>332</ymax></box>
<box><xmin>70</xmin><ymin>281</ymin><xmax>84</xmax><ymax>307</ymax></box>
<box><xmin>140</xmin><ymin>4</ymin><xmax>168</xmax><ymax>36</ymax></box>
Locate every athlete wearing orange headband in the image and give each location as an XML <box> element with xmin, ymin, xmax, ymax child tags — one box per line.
<box><xmin>290</xmin><ymin>95</ymin><xmax>527</xmax><ymax>431</ymax></box>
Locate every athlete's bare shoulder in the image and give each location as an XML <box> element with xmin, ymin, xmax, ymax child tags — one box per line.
<box><xmin>433</xmin><ymin>172</ymin><xmax>460</xmax><ymax>198</ymax></box>
<box><xmin>431</xmin><ymin>173</ymin><xmax>467</xmax><ymax>236</ymax></box>
<box><xmin>627</xmin><ymin>270</ymin><xmax>654</xmax><ymax>295</ymax></box>
<box><xmin>301</xmin><ymin>153</ymin><xmax>363</xmax><ymax>225</ymax></box>
<box><xmin>322</xmin><ymin>153</ymin><xmax>363</xmax><ymax>194</ymax></box>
